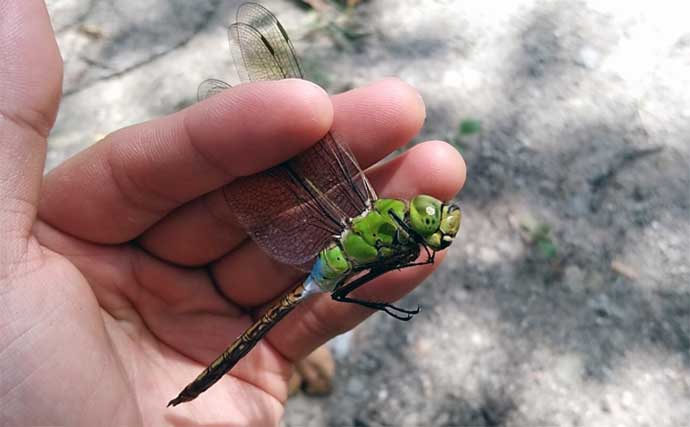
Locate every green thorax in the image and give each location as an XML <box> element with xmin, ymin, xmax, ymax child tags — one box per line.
<box><xmin>341</xmin><ymin>198</ymin><xmax>409</xmax><ymax>264</ymax></box>
<box><xmin>312</xmin><ymin>195</ymin><xmax>461</xmax><ymax>292</ymax></box>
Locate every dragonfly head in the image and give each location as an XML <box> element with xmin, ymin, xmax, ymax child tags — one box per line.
<box><xmin>409</xmin><ymin>195</ymin><xmax>462</xmax><ymax>251</ymax></box>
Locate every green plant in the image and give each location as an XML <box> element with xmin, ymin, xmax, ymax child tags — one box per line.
<box><xmin>452</xmin><ymin>118</ymin><xmax>482</xmax><ymax>152</ymax></box>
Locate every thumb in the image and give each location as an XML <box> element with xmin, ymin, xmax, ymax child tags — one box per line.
<box><xmin>0</xmin><ymin>1</ymin><xmax>62</xmax><ymax>258</ymax></box>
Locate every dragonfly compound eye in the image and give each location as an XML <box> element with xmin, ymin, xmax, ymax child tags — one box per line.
<box><xmin>430</xmin><ymin>203</ymin><xmax>462</xmax><ymax>250</ymax></box>
<box><xmin>409</xmin><ymin>195</ymin><xmax>443</xmax><ymax>236</ymax></box>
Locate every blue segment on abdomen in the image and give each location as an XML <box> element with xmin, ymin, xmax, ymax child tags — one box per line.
<box><xmin>310</xmin><ymin>257</ymin><xmax>325</xmax><ymax>282</ymax></box>
<box><xmin>308</xmin><ymin>256</ymin><xmax>338</xmax><ymax>292</ymax></box>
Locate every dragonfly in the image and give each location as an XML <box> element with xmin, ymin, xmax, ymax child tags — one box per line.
<box><xmin>168</xmin><ymin>2</ymin><xmax>461</xmax><ymax>407</ymax></box>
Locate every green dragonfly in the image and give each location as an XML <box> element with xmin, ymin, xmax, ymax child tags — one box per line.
<box><xmin>168</xmin><ymin>2</ymin><xmax>461</xmax><ymax>407</ymax></box>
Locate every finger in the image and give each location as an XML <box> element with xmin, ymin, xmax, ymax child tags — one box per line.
<box><xmin>264</xmin><ymin>140</ymin><xmax>466</xmax><ymax>361</ymax></box>
<box><xmin>0</xmin><ymin>1</ymin><xmax>61</xmax><ymax>253</ymax></box>
<box><xmin>38</xmin><ymin>79</ymin><xmax>332</xmax><ymax>243</ymax></box>
<box><xmin>214</xmin><ymin>140</ymin><xmax>465</xmax><ymax>307</ymax></box>
<box><xmin>331</xmin><ymin>78</ymin><xmax>426</xmax><ymax>167</ymax></box>
<box><xmin>138</xmin><ymin>78</ymin><xmax>425</xmax><ymax>265</ymax></box>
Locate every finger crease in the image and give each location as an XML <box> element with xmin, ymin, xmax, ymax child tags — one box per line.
<box><xmin>0</xmin><ymin>106</ymin><xmax>52</xmax><ymax>139</ymax></box>
<box><xmin>105</xmin><ymin>144</ymin><xmax>176</xmax><ymax>218</ymax></box>
<box><xmin>202</xmin><ymin>190</ymin><xmax>237</xmax><ymax>227</ymax></box>
<box><xmin>182</xmin><ymin>112</ymin><xmax>237</xmax><ymax>183</ymax></box>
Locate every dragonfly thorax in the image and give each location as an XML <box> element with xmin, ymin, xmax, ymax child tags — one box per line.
<box><xmin>310</xmin><ymin>195</ymin><xmax>461</xmax><ymax>293</ymax></box>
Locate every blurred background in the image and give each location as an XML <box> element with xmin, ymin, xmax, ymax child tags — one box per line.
<box><xmin>45</xmin><ymin>0</ymin><xmax>689</xmax><ymax>425</ymax></box>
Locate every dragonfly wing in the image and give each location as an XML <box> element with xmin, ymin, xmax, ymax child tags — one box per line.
<box><xmin>197</xmin><ymin>78</ymin><xmax>232</xmax><ymax>101</ymax></box>
<box><xmin>289</xmin><ymin>132</ymin><xmax>377</xmax><ymax>218</ymax></box>
<box><xmin>230</xmin><ymin>2</ymin><xmax>303</xmax><ymax>82</ymax></box>
<box><xmin>222</xmin><ymin>3</ymin><xmax>375</xmax><ymax>267</ymax></box>
<box><xmin>224</xmin><ymin>168</ymin><xmax>341</xmax><ymax>268</ymax></box>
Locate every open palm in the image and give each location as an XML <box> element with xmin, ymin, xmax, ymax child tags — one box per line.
<box><xmin>0</xmin><ymin>2</ymin><xmax>465</xmax><ymax>426</ymax></box>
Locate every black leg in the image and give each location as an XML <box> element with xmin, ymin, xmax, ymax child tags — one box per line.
<box><xmin>388</xmin><ymin>211</ymin><xmax>419</xmax><ymax>242</ymax></box>
<box><xmin>332</xmin><ymin>293</ymin><xmax>420</xmax><ymax>321</ymax></box>
<box><xmin>388</xmin><ymin>210</ymin><xmax>435</xmax><ymax>260</ymax></box>
<box><xmin>330</xmin><ymin>256</ymin><xmax>436</xmax><ymax>321</ymax></box>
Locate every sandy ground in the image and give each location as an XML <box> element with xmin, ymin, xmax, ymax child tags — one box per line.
<box><xmin>46</xmin><ymin>0</ymin><xmax>689</xmax><ymax>426</ymax></box>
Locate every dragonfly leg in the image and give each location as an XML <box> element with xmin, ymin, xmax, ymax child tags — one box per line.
<box><xmin>332</xmin><ymin>293</ymin><xmax>420</xmax><ymax>321</ymax></box>
<box><xmin>388</xmin><ymin>211</ymin><xmax>422</xmax><ymax>243</ymax></box>
<box><xmin>329</xmin><ymin>246</ymin><xmax>436</xmax><ymax>322</ymax></box>
<box><xmin>399</xmin><ymin>251</ymin><xmax>435</xmax><ymax>269</ymax></box>
<box><xmin>387</xmin><ymin>211</ymin><xmax>435</xmax><ymax>261</ymax></box>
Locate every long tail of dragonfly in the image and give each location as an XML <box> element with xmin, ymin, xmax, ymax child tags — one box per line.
<box><xmin>167</xmin><ymin>282</ymin><xmax>310</xmax><ymax>407</ymax></box>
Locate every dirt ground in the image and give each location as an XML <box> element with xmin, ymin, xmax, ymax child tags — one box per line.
<box><xmin>46</xmin><ymin>0</ymin><xmax>689</xmax><ymax>426</ymax></box>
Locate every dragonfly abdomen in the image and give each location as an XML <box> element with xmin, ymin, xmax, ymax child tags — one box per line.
<box><xmin>167</xmin><ymin>281</ymin><xmax>311</xmax><ymax>407</ymax></box>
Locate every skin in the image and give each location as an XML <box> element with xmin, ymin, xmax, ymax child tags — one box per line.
<box><xmin>0</xmin><ymin>1</ymin><xmax>466</xmax><ymax>426</ymax></box>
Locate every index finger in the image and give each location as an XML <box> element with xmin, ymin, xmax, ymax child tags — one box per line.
<box><xmin>38</xmin><ymin>79</ymin><xmax>333</xmax><ymax>243</ymax></box>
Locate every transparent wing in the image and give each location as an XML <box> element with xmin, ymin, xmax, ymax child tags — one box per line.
<box><xmin>197</xmin><ymin>78</ymin><xmax>232</xmax><ymax>101</ymax></box>
<box><xmin>230</xmin><ymin>2</ymin><xmax>303</xmax><ymax>82</ymax></box>
<box><xmin>223</xmin><ymin>2</ymin><xmax>376</xmax><ymax>268</ymax></box>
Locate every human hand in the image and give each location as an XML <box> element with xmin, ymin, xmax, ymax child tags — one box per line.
<box><xmin>0</xmin><ymin>1</ymin><xmax>465</xmax><ymax>425</ymax></box>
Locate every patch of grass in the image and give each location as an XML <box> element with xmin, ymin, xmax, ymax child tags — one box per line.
<box><xmin>300</xmin><ymin>57</ymin><xmax>333</xmax><ymax>90</ymax></box>
<box><xmin>459</xmin><ymin>118</ymin><xmax>482</xmax><ymax>136</ymax></box>
<box><xmin>518</xmin><ymin>217</ymin><xmax>559</xmax><ymax>261</ymax></box>
<box><xmin>531</xmin><ymin>224</ymin><xmax>558</xmax><ymax>260</ymax></box>
<box><xmin>297</xmin><ymin>0</ymin><xmax>366</xmax><ymax>12</ymax></box>
<box><xmin>327</xmin><ymin>21</ymin><xmax>369</xmax><ymax>44</ymax></box>
<box><xmin>299</xmin><ymin>0</ymin><xmax>371</xmax><ymax>53</ymax></box>
<box><xmin>452</xmin><ymin>118</ymin><xmax>482</xmax><ymax>152</ymax></box>
<box><xmin>514</xmin><ymin>214</ymin><xmax>563</xmax><ymax>282</ymax></box>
